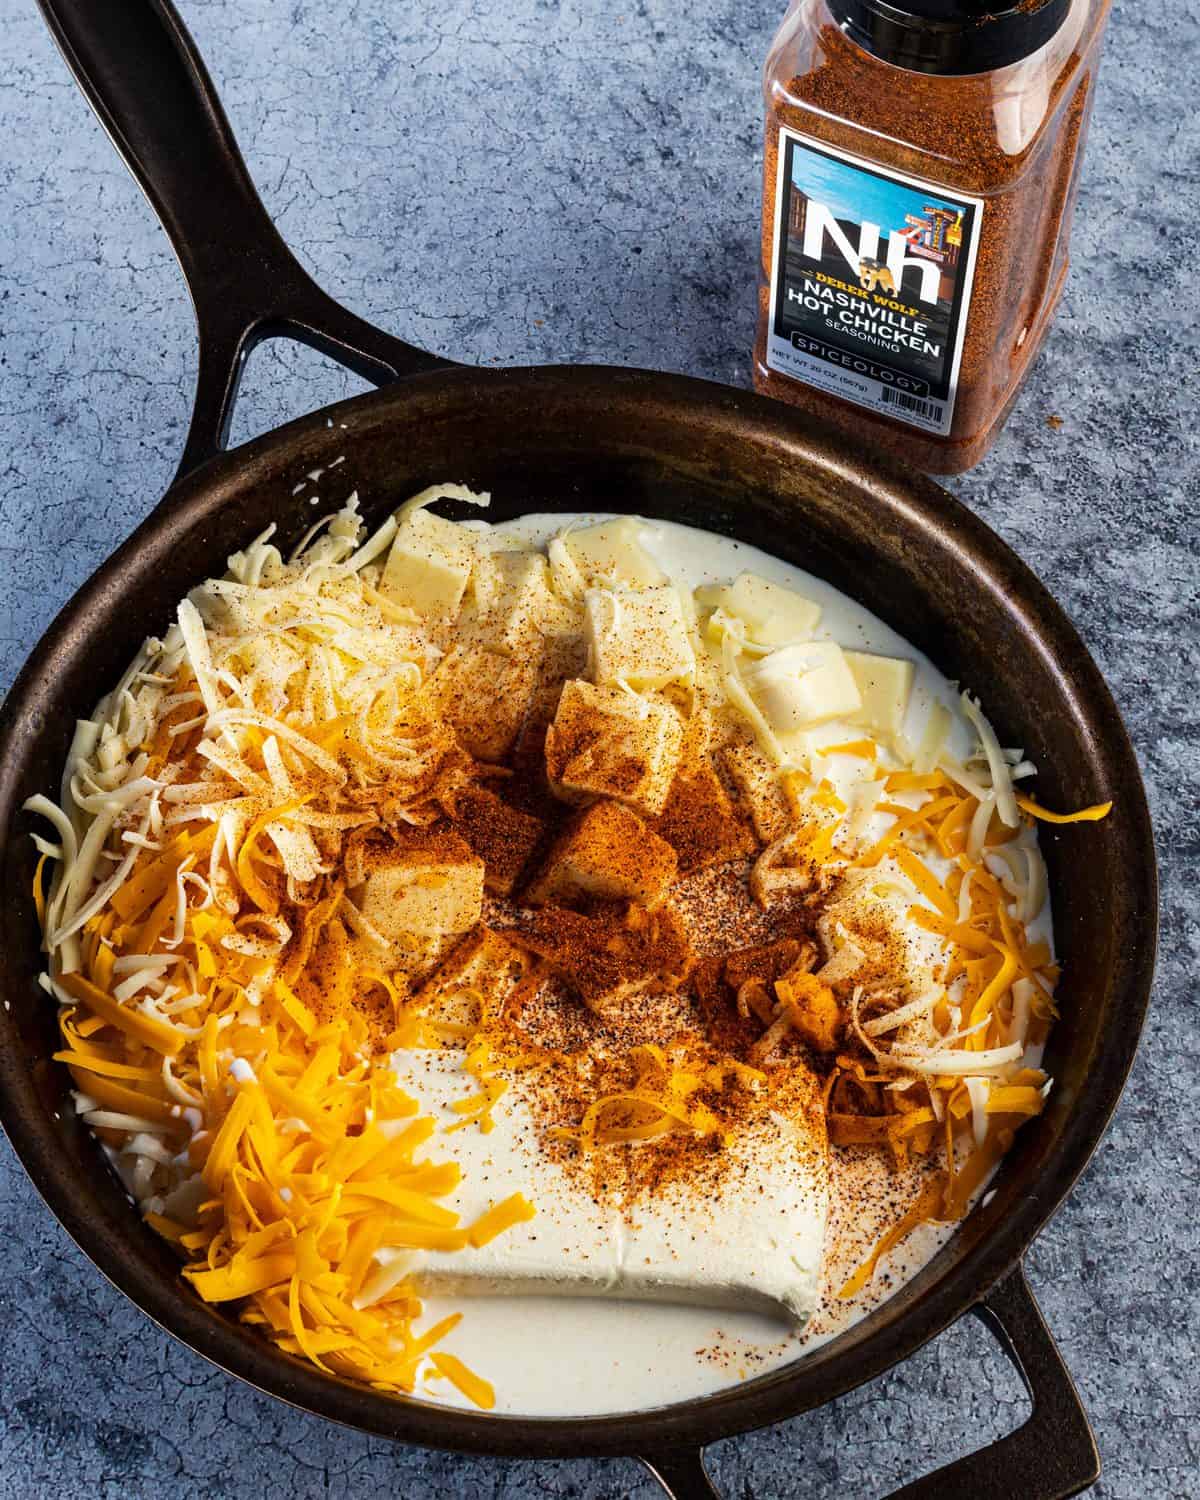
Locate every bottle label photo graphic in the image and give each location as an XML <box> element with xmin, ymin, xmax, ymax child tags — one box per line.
<box><xmin>765</xmin><ymin>129</ymin><xmax>984</xmax><ymax>435</ymax></box>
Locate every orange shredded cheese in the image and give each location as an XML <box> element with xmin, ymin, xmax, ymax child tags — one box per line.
<box><xmin>891</xmin><ymin>845</ymin><xmax>956</xmax><ymax>920</ymax></box>
<box><xmin>819</xmin><ymin>739</ymin><xmax>877</xmax><ymax>761</ymax></box>
<box><xmin>857</xmin><ymin>796</ymin><xmax>959</xmax><ymax>866</ymax></box>
<box><xmin>468</xmin><ymin>1193</ymin><xmax>538</xmax><ymax>1248</ymax></box>
<box><xmin>557</xmin><ymin>1045</ymin><xmax>746</xmax><ymax>1153</ymax></box>
<box><xmin>57</xmin><ymin>972</ymin><xmax>185</xmax><ymax>1057</ymax></box>
<box><xmin>32</xmin><ymin>852</ymin><xmax>48</xmax><ymax>928</ymax></box>
<box><xmin>1016</xmin><ymin>794</ymin><xmax>1112</xmax><ymax>824</ymax></box>
<box><xmin>429</xmin><ymin>1351</ymin><xmax>496</xmax><ymax>1410</ymax></box>
<box><xmin>839</xmin><ymin>1175</ymin><xmax>945</xmax><ymax>1298</ymax></box>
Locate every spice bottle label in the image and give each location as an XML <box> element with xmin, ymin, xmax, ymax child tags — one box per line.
<box><xmin>765</xmin><ymin>129</ymin><xmax>984</xmax><ymax>435</ymax></box>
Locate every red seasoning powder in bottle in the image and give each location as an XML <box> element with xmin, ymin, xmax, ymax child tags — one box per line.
<box><xmin>754</xmin><ymin>0</ymin><xmax>1111</xmax><ymax>473</ymax></box>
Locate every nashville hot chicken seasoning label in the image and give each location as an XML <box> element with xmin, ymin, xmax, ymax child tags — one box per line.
<box><xmin>765</xmin><ymin>130</ymin><xmax>983</xmax><ymax>436</ymax></box>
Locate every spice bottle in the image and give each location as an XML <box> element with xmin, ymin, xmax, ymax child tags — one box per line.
<box><xmin>754</xmin><ymin>0</ymin><xmax>1110</xmax><ymax>473</ymax></box>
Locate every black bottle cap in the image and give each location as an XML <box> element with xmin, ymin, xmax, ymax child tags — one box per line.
<box><xmin>827</xmin><ymin>0</ymin><xmax>1071</xmax><ymax>75</ymax></box>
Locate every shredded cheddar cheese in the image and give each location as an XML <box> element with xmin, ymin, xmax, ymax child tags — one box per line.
<box><xmin>554</xmin><ymin>1042</ymin><xmax>759</xmax><ymax>1152</ymax></box>
<box><xmin>429</xmin><ymin>1351</ymin><xmax>496</xmax><ymax>1410</ymax></box>
<box><xmin>25</xmin><ymin>490</ymin><xmax>536</xmax><ymax>1409</ymax></box>
<box><xmin>468</xmin><ymin>1193</ymin><xmax>538</xmax><ymax>1248</ymax></box>
<box><xmin>1016</xmin><ymin>794</ymin><xmax>1113</xmax><ymax>824</ymax></box>
<box><xmin>819</xmin><ymin>739</ymin><xmax>878</xmax><ymax>761</ymax></box>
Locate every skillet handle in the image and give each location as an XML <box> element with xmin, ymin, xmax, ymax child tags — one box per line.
<box><xmin>36</xmin><ymin>0</ymin><xmax>453</xmax><ymax>484</ymax></box>
<box><xmin>639</xmin><ymin>1264</ymin><xmax>1099</xmax><ymax>1500</ymax></box>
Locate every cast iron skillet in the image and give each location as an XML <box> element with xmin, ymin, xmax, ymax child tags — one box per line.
<box><xmin>0</xmin><ymin>2</ymin><xmax>1156</xmax><ymax>1496</ymax></box>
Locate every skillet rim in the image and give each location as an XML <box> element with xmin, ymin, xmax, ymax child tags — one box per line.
<box><xmin>0</xmin><ymin>361</ymin><xmax>1157</xmax><ymax>1459</ymax></box>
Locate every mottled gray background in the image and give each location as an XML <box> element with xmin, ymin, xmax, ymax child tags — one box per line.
<box><xmin>0</xmin><ymin>0</ymin><xmax>1195</xmax><ymax>1495</ymax></box>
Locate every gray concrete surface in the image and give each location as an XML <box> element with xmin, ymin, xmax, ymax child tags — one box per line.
<box><xmin>0</xmin><ymin>0</ymin><xmax>1195</xmax><ymax>1495</ymax></box>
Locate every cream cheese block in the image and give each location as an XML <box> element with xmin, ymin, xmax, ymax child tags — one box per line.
<box><xmin>387</xmin><ymin>1048</ymin><xmax>829</xmax><ymax>1324</ymax></box>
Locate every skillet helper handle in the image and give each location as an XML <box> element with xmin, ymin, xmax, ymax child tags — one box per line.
<box><xmin>886</xmin><ymin>1264</ymin><xmax>1099</xmax><ymax>1500</ymax></box>
<box><xmin>639</xmin><ymin>1264</ymin><xmax>1099</xmax><ymax>1500</ymax></box>
<box><xmin>36</xmin><ymin>0</ymin><xmax>451</xmax><ymax>482</ymax></box>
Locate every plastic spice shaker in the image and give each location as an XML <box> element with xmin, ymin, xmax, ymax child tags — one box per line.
<box><xmin>754</xmin><ymin>0</ymin><xmax>1111</xmax><ymax>473</ymax></box>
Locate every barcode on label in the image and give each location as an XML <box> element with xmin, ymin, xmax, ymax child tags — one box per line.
<box><xmin>881</xmin><ymin>388</ymin><xmax>945</xmax><ymax>423</ymax></box>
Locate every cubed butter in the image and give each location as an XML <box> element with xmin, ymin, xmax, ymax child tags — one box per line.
<box><xmin>585</xmin><ymin>585</ymin><xmax>695</xmax><ymax>691</ymax></box>
<box><xmin>697</xmin><ymin>572</ymin><xmax>822</xmax><ymax>647</ymax></box>
<box><xmin>448</xmin><ymin>784</ymin><xmax>545</xmax><ymax>895</ymax></box>
<box><xmin>545</xmin><ymin>678</ymin><xmax>683</xmax><ymax>817</ymax></box>
<box><xmin>468</xmin><ymin>550</ymin><xmax>572</xmax><ymax>656</ymax></box>
<box><xmin>723</xmin><ymin>743</ymin><xmax>791</xmax><ymax>842</ymax></box>
<box><xmin>358</xmin><ymin>834</ymin><xmax>485</xmax><ymax>938</ymax></box>
<box><xmin>746</xmin><ymin>642</ymin><xmax>862</xmax><ymax>731</ymax></box>
<box><xmin>414</xmin><ymin>926</ymin><xmax>530</xmax><ymax>1029</ymax></box>
<box><xmin>648</xmin><ymin>760</ymin><xmax>756</xmax><ymax>872</ymax></box>
<box><xmin>560</xmin><ymin>517</ymin><xmax>666</xmax><ymax>588</ymax></box>
<box><xmin>380</xmin><ymin>510</ymin><xmax>476</xmax><ymax>618</ymax></box>
<box><xmin>845</xmin><ymin>651</ymin><xmax>915</xmax><ymax>738</ymax></box>
<box><xmin>519</xmin><ymin>901</ymin><xmax>692</xmax><ymax>1015</ymax></box>
<box><xmin>526</xmin><ymin>799</ymin><xmax>678</xmax><ymax>907</ymax></box>
<box><xmin>430</xmin><ymin>643</ymin><xmax>539</xmax><ymax>762</ymax></box>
